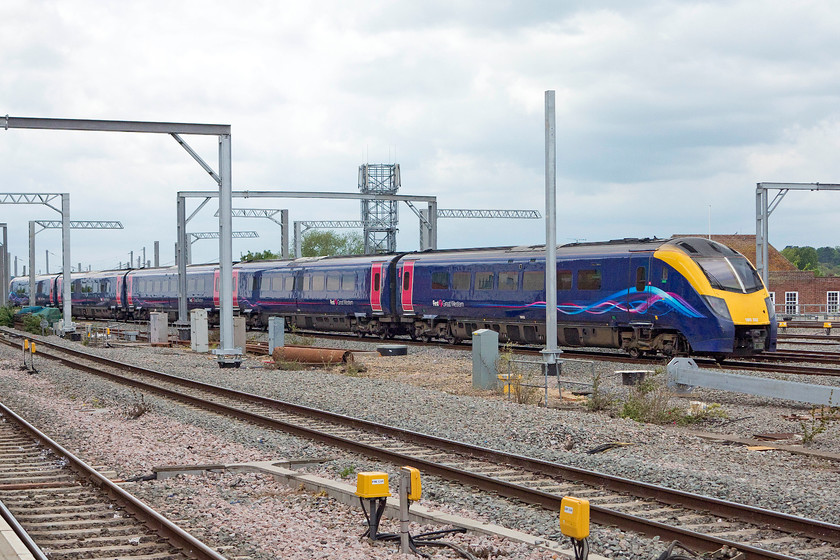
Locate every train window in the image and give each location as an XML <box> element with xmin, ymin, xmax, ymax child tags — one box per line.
<box><xmin>342</xmin><ymin>273</ymin><xmax>355</xmax><ymax>291</ymax></box>
<box><xmin>635</xmin><ymin>267</ymin><xmax>646</xmax><ymax>292</ymax></box>
<box><xmin>188</xmin><ymin>278</ymin><xmax>197</xmax><ymax>292</ymax></box>
<box><xmin>326</xmin><ymin>275</ymin><xmax>340</xmax><ymax>291</ymax></box>
<box><xmin>196</xmin><ymin>278</ymin><xmax>205</xmax><ymax>291</ymax></box>
<box><xmin>499</xmin><ymin>272</ymin><xmax>518</xmax><ymax>291</ymax></box>
<box><xmin>452</xmin><ymin>272</ymin><xmax>470</xmax><ymax>290</ymax></box>
<box><xmin>373</xmin><ymin>272</ymin><xmax>380</xmax><ymax>291</ymax></box>
<box><xmin>431</xmin><ymin>271</ymin><xmax>449</xmax><ymax>290</ymax></box>
<box><xmin>154</xmin><ymin>280</ymin><xmax>162</xmax><ymax>293</ymax></box>
<box><xmin>578</xmin><ymin>269</ymin><xmax>601</xmax><ymax>290</ymax></box>
<box><xmin>402</xmin><ymin>271</ymin><xmax>410</xmax><ymax>291</ymax></box>
<box><xmin>72</xmin><ymin>280</ymin><xmax>81</xmax><ymax>293</ymax></box>
<box><xmin>284</xmin><ymin>276</ymin><xmax>295</xmax><ymax>291</ymax></box>
<box><xmin>312</xmin><ymin>274</ymin><xmax>325</xmax><ymax>291</ymax></box>
<box><xmin>271</xmin><ymin>276</ymin><xmax>283</xmax><ymax>291</ymax></box>
<box><xmin>476</xmin><ymin>272</ymin><xmax>494</xmax><ymax>290</ymax></box>
<box><xmin>523</xmin><ymin>271</ymin><xmax>544</xmax><ymax>291</ymax></box>
<box><xmin>557</xmin><ymin>270</ymin><xmax>572</xmax><ymax>290</ymax></box>
<box><xmin>303</xmin><ymin>274</ymin><xmax>312</xmax><ymax>291</ymax></box>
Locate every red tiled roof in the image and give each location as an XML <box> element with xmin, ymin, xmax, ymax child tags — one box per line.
<box><xmin>673</xmin><ymin>234</ymin><xmax>798</xmax><ymax>272</ymax></box>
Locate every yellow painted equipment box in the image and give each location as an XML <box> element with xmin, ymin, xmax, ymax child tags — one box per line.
<box><xmin>559</xmin><ymin>496</ymin><xmax>590</xmax><ymax>540</ymax></box>
<box><xmin>355</xmin><ymin>471</ymin><xmax>390</xmax><ymax>498</ymax></box>
<box><xmin>404</xmin><ymin>466</ymin><xmax>421</xmax><ymax>501</ymax></box>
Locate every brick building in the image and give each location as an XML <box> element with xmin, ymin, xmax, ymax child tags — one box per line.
<box><xmin>681</xmin><ymin>234</ymin><xmax>840</xmax><ymax>318</ymax></box>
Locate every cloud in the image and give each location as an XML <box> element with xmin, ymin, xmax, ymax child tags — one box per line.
<box><xmin>3</xmin><ymin>0</ymin><xmax>840</xmax><ymax>274</ymax></box>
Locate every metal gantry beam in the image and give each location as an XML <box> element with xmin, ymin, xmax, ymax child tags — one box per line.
<box><xmin>34</xmin><ymin>220</ymin><xmax>123</xmax><ymax>230</ymax></box>
<box><xmin>190</xmin><ymin>231</ymin><xmax>259</xmax><ymax>242</ymax></box>
<box><xmin>436</xmin><ymin>209</ymin><xmax>541</xmax><ymax>219</ymax></box>
<box><xmin>755</xmin><ymin>182</ymin><xmax>840</xmax><ymax>285</ymax></box>
<box><xmin>3</xmin><ymin>115</ymin><xmax>236</xmax><ymax>364</ymax></box>
<box><xmin>0</xmin><ymin>223</ymin><xmax>7</xmax><ymax>306</ymax></box>
<box><xmin>28</xmin><ymin>220</ymin><xmax>123</xmax><ymax>304</ymax></box>
<box><xmin>1</xmin><ymin>193</ymin><xmax>72</xmax><ymax>332</ymax></box>
<box><xmin>213</xmin><ymin>208</ymin><xmax>289</xmax><ymax>258</ymax></box>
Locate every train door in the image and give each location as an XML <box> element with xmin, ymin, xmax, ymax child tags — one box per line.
<box><xmin>626</xmin><ymin>254</ymin><xmax>653</xmax><ymax>326</ymax></box>
<box><xmin>126</xmin><ymin>275</ymin><xmax>134</xmax><ymax>307</ymax></box>
<box><xmin>213</xmin><ymin>269</ymin><xmax>241</xmax><ymax>308</ymax></box>
<box><xmin>370</xmin><ymin>262</ymin><xmax>384</xmax><ymax>313</ymax></box>
<box><xmin>116</xmin><ymin>276</ymin><xmax>123</xmax><ymax>307</ymax></box>
<box><xmin>399</xmin><ymin>260</ymin><xmax>415</xmax><ymax>314</ymax></box>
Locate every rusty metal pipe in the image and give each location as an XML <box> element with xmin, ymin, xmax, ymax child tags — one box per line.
<box><xmin>272</xmin><ymin>346</ymin><xmax>354</xmax><ymax>364</ymax></box>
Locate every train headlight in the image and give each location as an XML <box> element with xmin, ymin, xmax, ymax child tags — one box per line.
<box><xmin>703</xmin><ymin>295</ymin><xmax>731</xmax><ymax>321</ymax></box>
<box><xmin>764</xmin><ymin>296</ymin><xmax>776</xmax><ymax>321</ymax></box>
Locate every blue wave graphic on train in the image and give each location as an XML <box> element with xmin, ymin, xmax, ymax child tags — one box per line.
<box><xmin>479</xmin><ymin>286</ymin><xmax>705</xmax><ymax>318</ymax></box>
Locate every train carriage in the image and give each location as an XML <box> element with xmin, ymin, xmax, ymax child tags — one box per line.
<box><xmin>398</xmin><ymin>238</ymin><xmax>775</xmax><ymax>357</ymax></box>
<box><xmin>61</xmin><ymin>270</ymin><xmax>127</xmax><ymax>319</ymax></box>
<box><xmin>6</xmin><ymin>236</ymin><xmax>776</xmax><ymax>359</ymax></box>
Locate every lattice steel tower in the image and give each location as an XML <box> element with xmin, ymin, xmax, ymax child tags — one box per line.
<box><xmin>359</xmin><ymin>163</ymin><xmax>400</xmax><ymax>253</ymax></box>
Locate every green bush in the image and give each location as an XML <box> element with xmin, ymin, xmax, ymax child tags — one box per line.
<box><xmin>618</xmin><ymin>370</ymin><xmax>682</xmax><ymax>424</ymax></box>
<box><xmin>0</xmin><ymin>306</ymin><xmax>15</xmax><ymax>327</ymax></box>
<box><xmin>22</xmin><ymin>314</ymin><xmax>42</xmax><ymax>335</ymax></box>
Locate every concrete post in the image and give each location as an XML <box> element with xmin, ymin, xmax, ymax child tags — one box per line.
<box><xmin>399</xmin><ymin>468</ymin><xmax>410</xmax><ymax>553</ymax></box>
<box><xmin>176</xmin><ymin>195</ymin><xmax>189</xmax><ymax>340</ymax></box>
<box><xmin>61</xmin><ymin>193</ymin><xmax>73</xmax><ymax>332</ymax></box>
<box><xmin>281</xmin><ymin>209</ymin><xmax>289</xmax><ymax>258</ymax></box>
<box><xmin>154</xmin><ymin>241</ymin><xmax>160</xmax><ymax>268</ymax></box>
<box><xmin>542</xmin><ymin>89</ymin><xmax>561</xmax><ymax>375</ymax></box>
<box><xmin>472</xmin><ymin>329</ymin><xmax>499</xmax><ymax>389</ymax></box>
<box><xmin>28</xmin><ymin>221</ymin><xmax>35</xmax><ymax>306</ymax></box>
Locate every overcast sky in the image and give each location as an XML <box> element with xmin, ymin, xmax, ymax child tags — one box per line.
<box><xmin>3</xmin><ymin>0</ymin><xmax>840</xmax><ymax>274</ymax></box>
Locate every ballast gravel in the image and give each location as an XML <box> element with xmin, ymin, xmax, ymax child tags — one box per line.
<box><xmin>0</xmin><ymin>328</ymin><xmax>838</xmax><ymax>560</ymax></box>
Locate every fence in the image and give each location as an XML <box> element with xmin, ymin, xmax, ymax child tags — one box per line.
<box><xmin>500</xmin><ymin>356</ymin><xmax>596</xmax><ymax>406</ymax></box>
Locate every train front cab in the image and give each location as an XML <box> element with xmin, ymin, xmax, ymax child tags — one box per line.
<box><xmin>655</xmin><ymin>239</ymin><xmax>776</xmax><ymax>357</ymax></box>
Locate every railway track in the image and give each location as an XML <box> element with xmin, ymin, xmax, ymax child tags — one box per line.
<box><xmin>0</xmin><ymin>399</ymin><xmax>228</xmax><ymax>560</ymax></box>
<box><xmin>2</xmin><ymin>330</ymin><xmax>839</xmax><ymax>559</ymax></box>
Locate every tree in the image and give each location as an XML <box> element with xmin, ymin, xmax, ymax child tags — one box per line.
<box><xmin>301</xmin><ymin>231</ymin><xmax>364</xmax><ymax>257</ymax></box>
<box><xmin>240</xmin><ymin>249</ymin><xmax>280</xmax><ymax>262</ymax></box>
<box><xmin>782</xmin><ymin>245</ymin><xmax>821</xmax><ymax>272</ymax></box>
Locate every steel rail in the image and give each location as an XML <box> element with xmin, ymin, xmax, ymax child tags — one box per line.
<box><xmin>0</xmin><ymin>497</ymin><xmax>48</xmax><ymax>560</ymax></box>
<box><xmin>0</xmin><ymin>399</ymin><xmax>228</xmax><ymax>560</ymax></box>
<box><xmin>2</xmin><ymin>333</ymin><xmax>836</xmax><ymax>559</ymax></box>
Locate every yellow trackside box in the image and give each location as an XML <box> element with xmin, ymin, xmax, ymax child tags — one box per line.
<box><xmin>355</xmin><ymin>472</ymin><xmax>390</xmax><ymax>498</ymax></box>
<box><xmin>559</xmin><ymin>496</ymin><xmax>590</xmax><ymax>540</ymax></box>
<box><xmin>404</xmin><ymin>466</ymin><xmax>421</xmax><ymax>501</ymax></box>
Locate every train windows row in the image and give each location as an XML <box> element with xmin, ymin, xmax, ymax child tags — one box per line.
<box><xmin>256</xmin><ymin>272</ymin><xmax>356</xmax><ymax>294</ymax></box>
<box><xmin>429</xmin><ymin>269</ymin><xmax>602</xmax><ymax>292</ymax></box>
<box><xmin>136</xmin><ymin>277</ymin><xmax>182</xmax><ymax>293</ymax></box>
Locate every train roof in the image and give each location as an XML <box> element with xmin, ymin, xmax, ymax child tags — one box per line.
<box><xmin>398</xmin><ymin>237</ymin><xmax>744</xmax><ymax>263</ymax></box>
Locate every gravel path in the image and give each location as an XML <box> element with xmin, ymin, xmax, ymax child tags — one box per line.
<box><xmin>0</xmin><ymin>329</ymin><xmax>838</xmax><ymax>560</ymax></box>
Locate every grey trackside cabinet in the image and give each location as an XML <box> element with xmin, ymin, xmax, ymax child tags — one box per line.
<box><xmin>234</xmin><ymin>316</ymin><xmax>247</xmax><ymax>353</ymax></box>
<box><xmin>150</xmin><ymin>312</ymin><xmax>168</xmax><ymax>345</ymax></box>
<box><xmin>191</xmin><ymin>309</ymin><xmax>209</xmax><ymax>353</ymax></box>
<box><xmin>268</xmin><ymin>316</ymin><xmax>285</xmax><ymax>354</ymax></box>
<box><xmin>472</xmin><ymin>329</ymin><xmax>499</xmax><ymax>390</ymax></box>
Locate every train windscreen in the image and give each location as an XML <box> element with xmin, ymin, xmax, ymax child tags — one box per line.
<box><xmin>693</xmin><ymin>256</ymin><xmax>764</xmax><ymax>293</ymax></box>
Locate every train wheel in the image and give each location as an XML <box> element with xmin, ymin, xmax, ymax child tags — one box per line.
<box><xmin>627</xmin><ymin>347</ymin><xmax>641</xmax><ymax>359</ymax></box>
<box><xmin>421</xmin><ymin>334</ymin><xmax>432</xmax><ymax>343</ymax></box>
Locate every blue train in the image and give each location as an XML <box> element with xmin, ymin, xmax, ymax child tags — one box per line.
<box><xmin>9</xmin><ymin>237</ymin><xmax>777</xmax><ymax>358</ymax></box>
